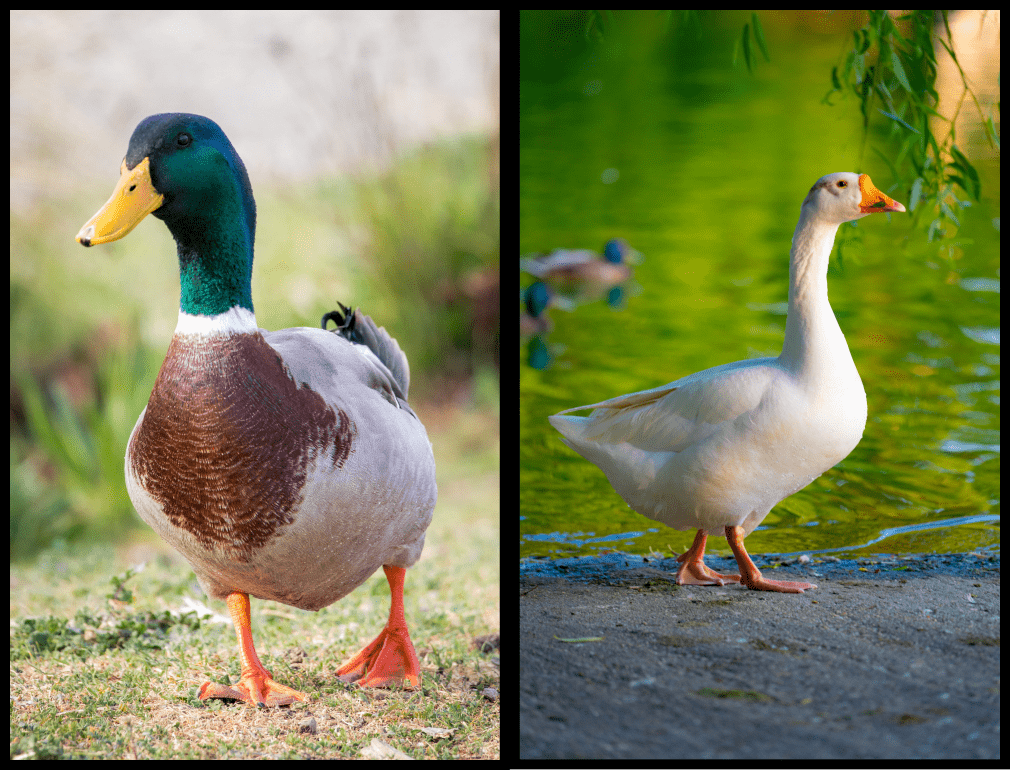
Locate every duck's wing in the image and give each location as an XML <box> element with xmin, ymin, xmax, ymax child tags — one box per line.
<box><xmin>550</xmin><ymin>357</ymin><xmax>784</xmax><ymax>453</ymax></box>
<box><xmin>520</xmin><ymin>249</ymin><xmax>598</xmax><ymax>277</ymax></box>
<box><xmin>263</xmin><ymin>307</ymin><xmax>416</xmax><ymax>420</ymax></box>
<box><xmin>322</xmin><ymin>303</ymin><xmax>412</xmax><ymax>405</ymax></box>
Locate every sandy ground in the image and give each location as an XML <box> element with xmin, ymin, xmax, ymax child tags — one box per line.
<box><xmin>520</xmin><ymin>552</ymin><xmax>999</xmax><ymax>760</ymax></box>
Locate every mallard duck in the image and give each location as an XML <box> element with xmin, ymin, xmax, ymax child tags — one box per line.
<box><xmin>76</xmin><ymin>113</ymin><xmax>437</xmax><ymax>706</ymax></box>
<box><xmin>520</xmin><ymin>281</ymin><xmax>555</xmax><ymax>338</ymax></box>
<box><xmin>550</xmin><ymin>173</ymin><xmax>905</xmax><ymax>593</ymax></box>
<box><xmin>521</xmin><ymin>238</ymin><xmax>635</xmax><ymax>288</ymax></box>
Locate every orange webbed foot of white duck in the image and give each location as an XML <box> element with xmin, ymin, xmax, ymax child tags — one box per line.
<box><xmin>725</xmin><ymin>525</ymin><xmax>817</xmax><ymax>593</ymax></box>
<box><xmin>198</xmin><ymin>592</ymin><xmax>308</xmax><ymax>707</ymax></box>
<box><xmin>675</xmin><ymin>529</ymin><xmax>742</xmax><ymax>586</ymax></box>
<box><xmin>337</xmin><ymin>566</ymin><xmax>421</xmax><ymax>689</ymax></box>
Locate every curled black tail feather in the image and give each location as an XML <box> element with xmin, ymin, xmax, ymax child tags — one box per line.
<box><xmin>322</xmin><ymin>303</ymin><xmax>413</xmax><ymax>403</ymax></box>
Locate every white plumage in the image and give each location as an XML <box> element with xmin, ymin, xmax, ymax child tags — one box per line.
<box><xmin>551</xmin><ymin>173</ymin><xmax>905</xmax><ymax>593</ymax></box>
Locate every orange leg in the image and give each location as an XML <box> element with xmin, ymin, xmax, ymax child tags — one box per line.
<box><xmin>675</xmin><ymin>529</ymin><xmax>741</xmax><ymax>586</ymax></box>
<box><xmin>725</xmin><ymin>525</ymin><xmax>817</xmax><ymax>593</ymax></box>
<box><xmin>337</xmin><ymin>565</ymin><xmax>421</xmax><ymax>688</ymax></box>
<box><xmin>198</xmin><ymin>592</ymin><xmax>307</xmax><ymax>707</ymax></box>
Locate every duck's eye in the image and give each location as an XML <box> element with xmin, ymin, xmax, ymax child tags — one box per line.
<box><xmin>838</xmin><ymin>181</ymin><xmax>847</xmax><ymax>188</ymax></box>
<box><xmin>177</xmin><ymin>133</ymin><xmax>192</xmax><ymax>148</ymax></box>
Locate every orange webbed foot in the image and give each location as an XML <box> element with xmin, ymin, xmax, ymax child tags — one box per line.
<box><xmin>336</xmin><ymin>623</ymin><xmax>420</xmax><ymax>688</ymax></box>
<box><xmin>675</xmin><ymin>530</ymin><xmax>741</xmax><ymax>586</ymax></box>
<box><xmin>725</xmin><ymin>525</ymin><xmax>817</xmax><ymax>594</ymax></box>
<box><xmin>199</xmin><ymin>668</ymin><xmax>307</xmax><ymax>708</ymax></box>
<box><xmin>676</xmin><ymin>561</ymin><xmax>742</xmax><ymax>586</ymax></box>
<box><xmin>739</xmin><ymin>575</ymin><xmax>817</xmax><ymax>593</ymax></box>
<box><xmin>337</xmin><ymin>565</ymin><xmax>421</xmax><ymax>689</ymax></box>
<box><xmin>199</xmin><ymin>591</ymin><xmax>308</xmax><ymax>707</ymax></box>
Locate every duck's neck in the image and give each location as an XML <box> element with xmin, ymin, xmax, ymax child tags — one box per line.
<box><xmin>174</xmin><ymin>306</ymin><xmax>259</xmax><ymax>337</ymax></box>
<box><xmin>779</xmin><ymin>215</ymin><xmax>854</xmax><ymax>378</ymax></box>
<box><xmin>175</xmin><ymin>237</ymin><xmax>255</xmax><ymax>318</ymax></box>
<box><xmin>162</xmin><ymin>180</ymin><xmax>256</xmax><ymax>319</ymax></box>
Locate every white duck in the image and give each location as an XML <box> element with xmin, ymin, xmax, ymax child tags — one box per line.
<box><xmin>549</xmin><ymin>173</ymin><xmax>905</xmax><ymax>593</ymax></box>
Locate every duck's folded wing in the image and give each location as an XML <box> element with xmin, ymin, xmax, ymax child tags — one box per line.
<box><xmin>265</xmin><ymin>324</ymin><xmax>416</xmax><ymax>418</ymax></box>
<box><xmin>322</xmin><ymin>304</ymin><xmax>413</xmax><ymax>403</ymax></box>
<box><xmin>520</xmin><ymin>249</ymin><xmax>598</xmax><ymax>276</ymax></box>
<box><xmin>550</xmin><ymin>357</ymin><xmax>786</xmax><ymax>453</ymax></box>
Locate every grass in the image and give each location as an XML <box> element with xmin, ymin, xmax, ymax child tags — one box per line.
<box><xmin>11</xmin><ymin>408</ymin><xmax>500</xmax><ymax>759</ymax></box>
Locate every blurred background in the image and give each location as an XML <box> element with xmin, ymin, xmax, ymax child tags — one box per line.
<box><xmin>520</xmin><ymin>10</ymin><xmax>998</xmax><ymax>561</ymax></box>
